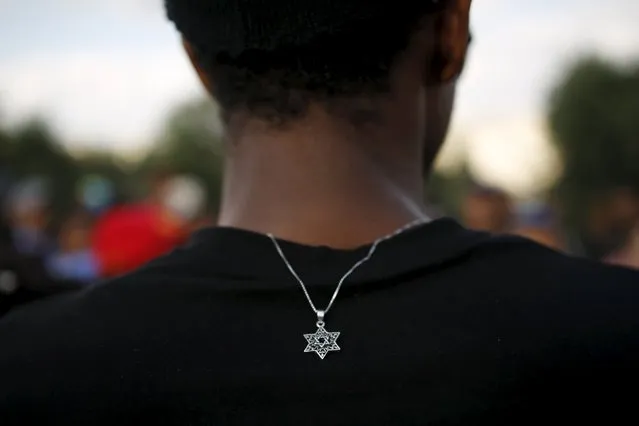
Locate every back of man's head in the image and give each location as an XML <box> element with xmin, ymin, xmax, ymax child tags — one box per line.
<box><xmin>165</xmin><ymin>0</ymin><xmax>471</xmax><ymax>128</ymax></box>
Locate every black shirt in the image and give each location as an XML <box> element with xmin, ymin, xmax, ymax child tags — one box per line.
<box><xmin>1</xmin><ymin>219</ymin><xmax>638</xmax><ymax>425</ymax></box>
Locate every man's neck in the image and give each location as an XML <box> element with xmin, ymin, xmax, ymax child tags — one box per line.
<box><xmin>217</xmin><ymin>112</ymin><xmax>428</xmax><ymax>248</ymax></box>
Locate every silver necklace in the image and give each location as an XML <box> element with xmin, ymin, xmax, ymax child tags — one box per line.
<box><xmin>268</xmin><ymin>218</ymin><xmax>427</xmax><ymax>359</ymax></box>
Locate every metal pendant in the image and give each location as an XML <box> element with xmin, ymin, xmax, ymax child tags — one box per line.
<box><xmin>303</xmin><ymin>311</ymin><xmax>340</xmax><ymax>359</ymax></box>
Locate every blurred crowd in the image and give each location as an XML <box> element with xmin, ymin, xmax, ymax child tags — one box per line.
<box><xmin>459</xmin><ymin>184</ymin><xmax>639</xmax><ymax>267</ymax></box>
<box><xmin>0</xmin><ymin>170</ymin><xmax>213</xmax><ymax>316</ymax></box>
<box><xmin>1</xmin><ymin>171</ymin><xmax>638</xmax><ymax>317</ymax></box>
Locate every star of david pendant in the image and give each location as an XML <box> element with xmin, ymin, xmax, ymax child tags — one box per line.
<box><xmin>303</xmin><ymin>312</ymin><xmax>340</xmax><ymax>359</ymax></box>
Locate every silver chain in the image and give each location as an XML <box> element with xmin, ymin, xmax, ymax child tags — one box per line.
<box><xmin>268</xmin><ymin>218</ymin><xmax>428</xmax><ymax>323</ymax></box>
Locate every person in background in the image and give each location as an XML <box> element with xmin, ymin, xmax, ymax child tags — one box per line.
<box><xmin>605</xmin><ymin>225</ymin><xmax>639</xmax><ymax>269</ymax></box>
<box><xmin>0</xmin><ymin>221</ymin><xmax>83</xmax><ymax>318</ymax></box>
<box><xmin>43</xmin><ymin>176</ymin><xmax>114</xmax><ymax>283</ymax></box>
<box><xmin>513</xmin><ymin>200</ymin><xmax>565</xmax><ymax>251</ymax></box>
<box><xmin>46</xmin><ymin>210</ymin><xmax>99</xmax><ymax>283</ymax></box>
<box><xmin>0</xmin><ymin>172</ymin><xmax>82</xmax><ymax>317</ymax></box>
<box><xmin>583</xmin><ymin>187</ymin><xmax>639</xmax><ymax>259</ymax></box>
<box><xmin>4</xmin><ymin>177</ymin><xmax>54</xmax><ymax>257</ymax></box>
<box><xmin>461</xmin><ymin>184</ymin><xmax>513</xmax><ymax>233</ymax></box>
<box><xmin>603</xmin><ymin>188</ymin><xmax>639</xmax><ymax>268</ymax></box>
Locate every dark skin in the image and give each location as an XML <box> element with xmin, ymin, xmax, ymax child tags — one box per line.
<box><xmin>185</xmin><ymin>0</ymin><xmax>472</xmax><ymax>248</ymax></box>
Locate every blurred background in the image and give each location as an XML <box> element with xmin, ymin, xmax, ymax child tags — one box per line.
<box><xmin>1</xmin><ymin>0</ymin><xmax>639</xmax><ymax>311</ymax></box>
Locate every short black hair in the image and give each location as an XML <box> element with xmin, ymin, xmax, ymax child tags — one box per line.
<box><xmin>168</xmin><ymin>2</ymin><xmax>449</xmax><ymax>124</ymax></box>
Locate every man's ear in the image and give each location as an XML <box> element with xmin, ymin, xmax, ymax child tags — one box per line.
<box><xmin>427</xmin><ymin>0</ymin><xmax>472</xmax><ymax>84</ymax></box>
<box><xmin>183</xmin><ymin>39</ymin><xmax>215</xmax><ymax>95</ymax></box>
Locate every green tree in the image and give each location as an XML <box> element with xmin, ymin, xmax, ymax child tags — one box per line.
<box><xmin>548</xmin><ymin>57</ymin><xmax>639</xmax><ymax>228</ymax></box>
<box><xmin>142</xmin><ymin>99</ymin><xmax>224</xmax><ymax>212</ymax></box>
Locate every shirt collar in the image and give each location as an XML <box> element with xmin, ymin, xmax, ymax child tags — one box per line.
<box><xmin>183</xmin><ymin>218</ymin><xmax>490</xmax><ymax>288</ymax></box>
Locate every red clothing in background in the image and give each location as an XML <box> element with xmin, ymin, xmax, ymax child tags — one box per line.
<box><xmin>92</xmin><ymin>204</ymin><xmax>186</xmax><ymax>278</ymax></box>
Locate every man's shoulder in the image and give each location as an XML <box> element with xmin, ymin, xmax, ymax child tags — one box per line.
<box><xmin>459</xmin><ymin>233</ymin><xmax>639</xmax><ymax>345</ymax></box>
<box><xmin>0</xmin><ymin>275</ymin><xmax>142</xmax><ymax>339</ymax></box>
<box><xmin>0</xmin><ymin>252</ymin><xmax>191</xmax><ymax>352</ymax></box>
<box><xmin>0</xmin><ymin>262</ymin><xmax>193</xmax><ymax>414</ymax></box>
<box><xmin>0</xmin><ymin>239</ymin><xmax>221</xmax><ymax>334</ymax></box>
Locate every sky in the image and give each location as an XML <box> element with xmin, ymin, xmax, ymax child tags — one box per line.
<box><xmin>1</xmin><ymin>0</ymin><xmax>639</xmax><ymax>196</ymax></box>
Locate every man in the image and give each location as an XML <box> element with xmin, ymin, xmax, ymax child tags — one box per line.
<box><xmin>1</xmin><ymin>1</ymin><xmax>639</xmax><ymax>424</ymax></box>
